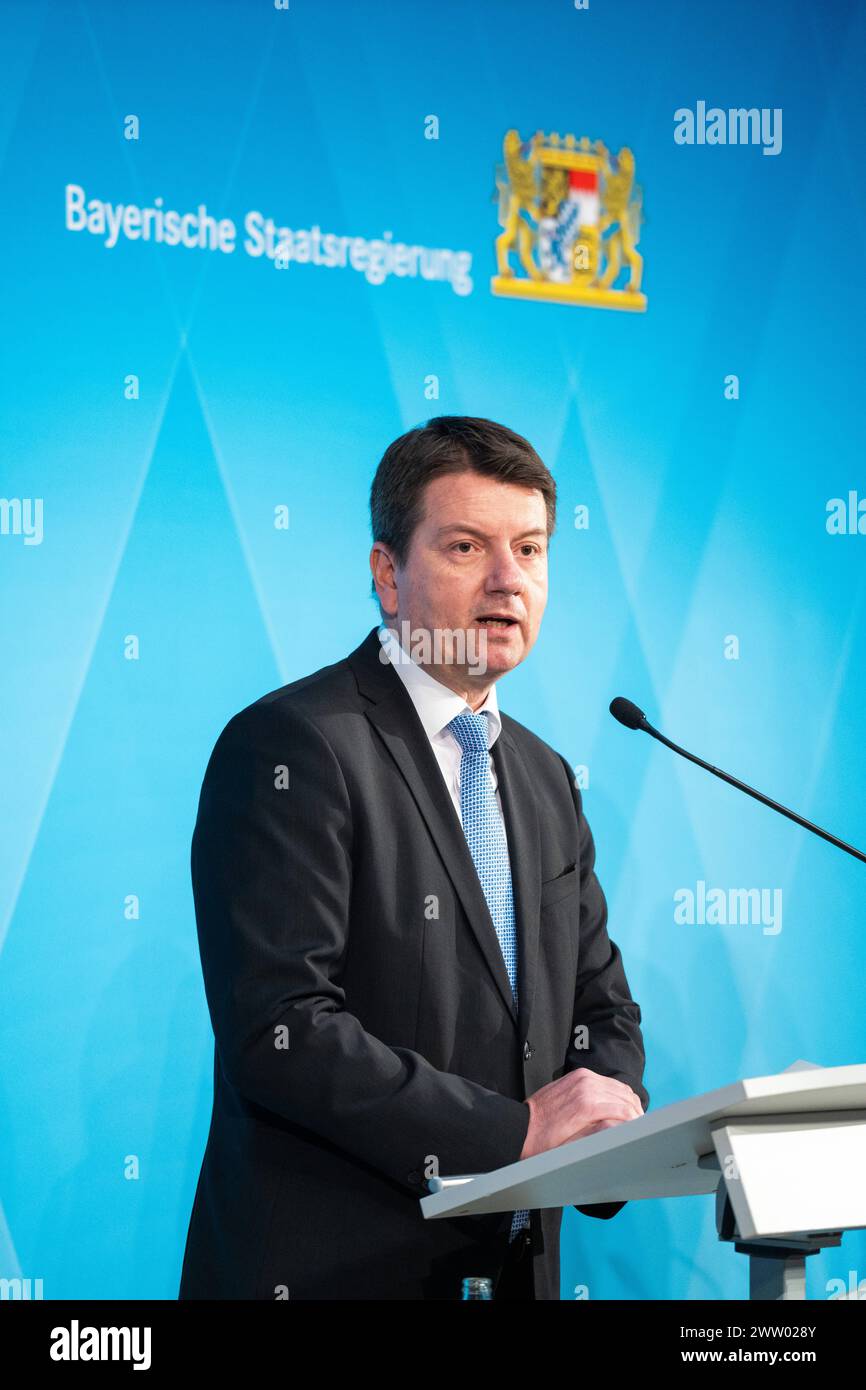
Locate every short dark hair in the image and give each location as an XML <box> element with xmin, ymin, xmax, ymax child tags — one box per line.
<box><xmin>369</xmin><ymin>415</ymin><xmax>556</xmax><ymax>596</ymax></box>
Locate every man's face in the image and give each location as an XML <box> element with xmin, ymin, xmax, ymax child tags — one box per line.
<box><xmin>373</xmin><ymin>470</ymin><xmax>549</xmax><ymax>695</ymax></box>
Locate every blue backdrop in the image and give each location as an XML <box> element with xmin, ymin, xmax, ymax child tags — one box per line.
<box><xmin>1</xmin><ymin>0</ymin><xmax>864</xmax><ymax>1301</ymax></box>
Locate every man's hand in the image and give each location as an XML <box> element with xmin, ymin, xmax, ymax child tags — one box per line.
<box><xmin>519</xmin><ymin>1067</ymin><xmax>644</xmax><ymax>1160</ymax></box>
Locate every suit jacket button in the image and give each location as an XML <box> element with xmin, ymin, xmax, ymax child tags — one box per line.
<box><xmin>523</xmin><ymin>1040</ymin><xmax>532</xmax><ymax>1060</ymax></box>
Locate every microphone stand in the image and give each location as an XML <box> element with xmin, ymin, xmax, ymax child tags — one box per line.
<box><xmin>612</xmin><ymin>703</ymin><xmax>866</xmax><ymax>867</ymax></box>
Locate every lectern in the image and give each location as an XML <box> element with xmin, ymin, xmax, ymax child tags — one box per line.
<box><xmin>421</xmin><ymin>1060</ymin><xmax>866</xmax><ymax>1300</ymax></box>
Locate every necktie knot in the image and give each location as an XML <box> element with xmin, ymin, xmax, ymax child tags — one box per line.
<box><xmin>447</xmin><ymin>711</ymin><xmax>489</xmax><ymax>757</ymax></box>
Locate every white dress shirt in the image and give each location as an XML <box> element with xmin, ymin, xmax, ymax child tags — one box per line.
<box><xmin>377</xmin><ymin>623</ymin><xmax>509</xmax><ymax>848</ymax></box>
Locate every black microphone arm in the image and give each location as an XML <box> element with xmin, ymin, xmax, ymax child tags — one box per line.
<box><xmin>609</xmin><ymin>696</ymin><xmax>866</xmax><ymax>866</ymax></box>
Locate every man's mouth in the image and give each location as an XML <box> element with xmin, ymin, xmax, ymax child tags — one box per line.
<box><xmin>475</xmin><ymin>614</ymin><xmax>519</xmax><ymax>628</ymax></box>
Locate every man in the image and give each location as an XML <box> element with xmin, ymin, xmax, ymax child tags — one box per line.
<box><xmin>179</xmin><ymin>415</ymin><xmax>648</xmax><ymax>1301</ymax></box>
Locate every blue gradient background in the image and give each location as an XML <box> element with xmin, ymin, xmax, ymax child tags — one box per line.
<box><xmin>1</xmin><ymin>0</ymin><xmax>864</xmax><ymax>1300</ymax></box>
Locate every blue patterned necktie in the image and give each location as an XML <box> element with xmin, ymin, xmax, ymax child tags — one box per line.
<box><xmin>447</xmin><ymin>711</ymin><xmax>530</xmax><ymax>1243</ymax></box>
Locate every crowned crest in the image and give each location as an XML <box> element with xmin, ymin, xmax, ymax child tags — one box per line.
<box><xmin>491</xmin><ymin>129</ymin><xmax>646</xmax><ymax>311</ymax></box>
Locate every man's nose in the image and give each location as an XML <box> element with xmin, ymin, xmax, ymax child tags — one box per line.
<box><xmin>484</xmin><ymin>550</ymin><xmax>525</xmax><ymax>592</ymax></box>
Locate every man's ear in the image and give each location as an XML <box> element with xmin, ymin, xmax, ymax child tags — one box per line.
<box><xmin>370</xmin><ymin>542</ymin><xmax>398</xmax><ymax>618</ymax></box>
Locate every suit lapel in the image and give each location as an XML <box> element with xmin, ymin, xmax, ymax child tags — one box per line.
<box><xmin>347</xmin><ymin>627</ymin><xmax>537</xmax><ymax>1033</ymax></box>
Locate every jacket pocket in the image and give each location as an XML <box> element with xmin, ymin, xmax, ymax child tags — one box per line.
<box><xmin>539</xmin><ymin>864</ymin><xmax>578</xmax><ymax>910</ymax></box>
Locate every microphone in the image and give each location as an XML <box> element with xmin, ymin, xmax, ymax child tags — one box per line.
<box><xmin>609</xmin><ymin>696</ymin><xmax>866</xmax><ymax>866</ymax></box>
<box><xmin>609</xmin><ymin>696</ymin><xmax>648</xmax><ymax>731</ymax></box>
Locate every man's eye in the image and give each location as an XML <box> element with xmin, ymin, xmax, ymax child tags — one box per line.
<box><xmin>452</xmin><ymin>542</ymin><xmax>475</xmax><ymax>553</ymax></box>
<box><xmin>520</xmin><ymin>544</ymin><xmax>541</xmax><ymax>556</ymax></box>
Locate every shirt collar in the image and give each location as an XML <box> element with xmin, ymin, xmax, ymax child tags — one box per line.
<box><xmin>377</xmin><ymin>623</ymin><xmax>502</xmax><ymax>748</ymax></box>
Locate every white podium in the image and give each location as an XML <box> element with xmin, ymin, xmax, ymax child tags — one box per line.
<box><xmin>421</xmin><ymin>1060</ymin><xmax>866</xmax><ymax>1299</ymax></box>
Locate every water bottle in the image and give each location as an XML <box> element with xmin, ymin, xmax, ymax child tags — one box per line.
<box><xmin>461</xmin><ymin>1276</ymin><xmax>493</xmax><ymax>1300</ymax></box>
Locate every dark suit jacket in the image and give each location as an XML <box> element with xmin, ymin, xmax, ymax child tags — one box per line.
<box><xmin>178</xmin><ymin>626</ymin><xmax>648</xmax><ymax>1300</ymax></box>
